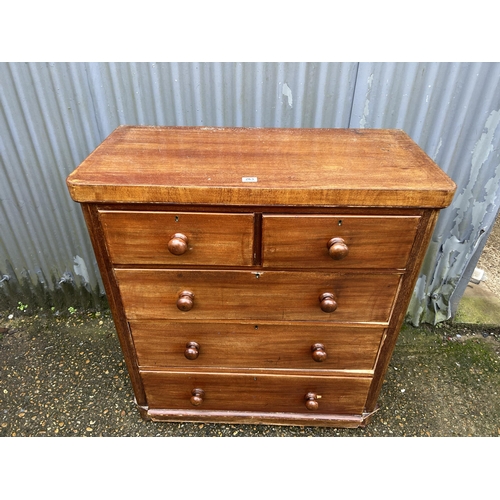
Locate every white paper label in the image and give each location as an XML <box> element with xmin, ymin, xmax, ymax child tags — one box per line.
<box><xmin>242</xmin><ymin>177</ymin><xmax>258</xmax><ymax>183</ymax></box>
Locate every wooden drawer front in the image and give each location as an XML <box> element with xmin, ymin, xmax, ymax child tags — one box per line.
<box><xmin>99</xmin><ymin>211</ymin><xmax>255</xmax><ymax>266</ymax></box>
<box><xmin>141</xmin><ymin>370</ymin><xmax>371</xmax><ymax>414</ymax></box>
<box><xmin>115</xmin><ymin>269</ymin><xmax>400</xmax><ymax>323</ymax></box>
<box><xmin>130</xmin><ymin>321</ymin><xmax>385</xmax><ymax>371</ymax></box>
<box><xmin>262</xmin><ymin>215</ymin><xmax>420</xmax><ymax>269</ymax></box>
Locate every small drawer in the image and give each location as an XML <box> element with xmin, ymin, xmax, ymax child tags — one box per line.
<box><xmin>262</xmin><ymin>215</ymin><xmax>421</xmax><ymax>269</ymax></box>
<box><xmin>141</xmin><ymin>370</ymin><xmax>372</xmax><ymax>414</ymax></box>
<box><xmin>99</xmin><ymin>210</ymin><xmax>255</xmax><ymax>266</ymax></box>
<box><xmin>130</xmin><ymin>321</ymin><xmax>385</xmax><ymax>372</ymax></box>
<box><xmin>115</xmin><ymin>269</ymin><xmax>401</xmax><ymax>323</ymax></box>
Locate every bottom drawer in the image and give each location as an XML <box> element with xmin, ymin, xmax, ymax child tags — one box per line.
<box><xmin>141</xmin><ymin>370</ymin><xmax>372</xmax><ymax>415</ymax></box>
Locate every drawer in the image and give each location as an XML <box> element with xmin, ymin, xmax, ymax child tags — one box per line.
<box><xmin>262</xmin><ymin>215</ymin><xmax>421</xmax><ymax>269</ymax></box>
<box><xmin>99</xmin><ymin>210</ymin><xmax>255</xmax><ymax>266</ymax></box>
<box><xmin>130</xmin><ymin>321</ymin><xmax>385</xmax><ymax>371</ymax></box>
<box><xmin>141</xmin><ymin>370</ymin><xmax>372</xmax><ymax>414</ymax></box>
<box><xmin>115</xmin><ymin>269</ymin><xmax>401</xmax><ymax>323</ymax></box>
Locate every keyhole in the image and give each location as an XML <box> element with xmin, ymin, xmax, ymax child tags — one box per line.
<box><xmin>338</xmin><ymin>220</ymin><xmax>343</xmax><ymax>226</ymax></box>
<box><xmin>175</xmin><ymin>216</ymin><xmax>179</xmax><ymax>222</ymax></box>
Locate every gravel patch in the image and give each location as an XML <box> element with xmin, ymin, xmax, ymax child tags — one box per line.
<box><xmin>1</xmin><ymin>310</ymin><xmax>500</xmax><ymax>438</ymax></box>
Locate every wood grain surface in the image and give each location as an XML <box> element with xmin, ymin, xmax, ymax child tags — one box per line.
<box><xmin>262</xmin><ymin>214</ymin><xmax>421</xmax><ymax>269</ymax></box>
<box><xmin>67</xmin><ymin>126</ymin><xmax>456</xmax><ymax>207</ymax></box>
<box><xmin>115</xmin><ymin>269</ymin><xmax>401</xmax><ymax>323</ymax></box>
<box><xmin>99</xmin><ymin>210</ymin><xmax>254</xmax><ymax>266</ymax></box>
<box><xmin>129</xmin><ymin>320</ymin><xmax>385</xmax><ymax>371</ymax></box>
<box><xmin>141</xmin><ymin>369</ymin><xmax>372</xmax><ymax>414</ymax></box>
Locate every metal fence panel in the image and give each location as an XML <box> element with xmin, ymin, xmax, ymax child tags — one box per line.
<box><xmin>0</xmin><ymin>62</ymin><xmax>358</xmax><ymax>312</ymax></box>
<box><xmin>350</xmin><ymin>62</ymin><xmax>500</xmax><ymax>324</ymax></box>
<box><xmin>1</xmin><ymin>61</ymin><xmax>499</xmax><ymax>324</ymax></box>
<box><xmin>0</xmin><ymin>62</ymin><xmax>106</xmax><ymax>310</ymax></box>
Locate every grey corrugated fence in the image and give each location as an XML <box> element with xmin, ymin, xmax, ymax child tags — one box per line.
<box><xmin>1</xmin><ymin>62</ymin><xmax>499</xmax><ymax>324</ymax></box>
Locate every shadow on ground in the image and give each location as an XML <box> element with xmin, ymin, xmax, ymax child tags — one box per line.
<box><xmin>1</xmin><ymin>309</ymin><xmax>499</xmax><ymax>437</ymax></box>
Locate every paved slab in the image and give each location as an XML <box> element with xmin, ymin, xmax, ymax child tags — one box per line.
<box><xmin>454</xmin><ymin>283</ymin><xmax>500</xmax><ymax>326</ymax></box>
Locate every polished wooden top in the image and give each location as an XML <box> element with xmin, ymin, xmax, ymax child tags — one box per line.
<box><xmin>67</xmin><ymin>126</ymin><xmax>456</xmax><ymax>207</ymax></box>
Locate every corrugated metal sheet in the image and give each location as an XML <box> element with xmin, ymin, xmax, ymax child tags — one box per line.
<box><xmin>83</xmin><ymin>62</ymin><xmax>358</xmax><ymax>130</ymax></box>
<box><xmin>1</xmin><ymin>62</ymin><xmax>499</xmax><ymax>324</ymax></box>
<box><xmin>348</xmin><ymin>62</ymin><xmax>500</xmax><ymax>324</ymax></box>
<box><xmin>0</xmin><ymin>62</ymin><xmax>358</xmax><ymax>312</ymax></box>
<box><xmin>0</xmin><ymin>63</ymin><xmax>106</xmax><ymax>310</ymax></box>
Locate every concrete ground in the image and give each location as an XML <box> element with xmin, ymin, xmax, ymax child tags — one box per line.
<box><xmin>1</xmin><ymin>216</ymin><xmax>499</xmax><ymax>439</ymax></box>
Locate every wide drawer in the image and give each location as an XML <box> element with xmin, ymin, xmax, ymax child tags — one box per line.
<box><xmin>115</xmin><ymin>269</ymin><xmax>401</xmax><ymax>323</ymax></box>
<box><xmin>262</xmin><ymin>215</ymin><xmax>420</xmax><ymax>269</ymax></box>
<box><xmin>99</xmin><ymin>210</ymin><xmax>255</xmax><ymax>266</ymax></box>
<box><xmin>141</xmin><ymin>370</ymin><xmax>372</xmax><ymax>414</ymax></box>
<box><xmin>130</xmin><ymin>321</ymin><xmax>385</xmax><ymax>372</ymax></box>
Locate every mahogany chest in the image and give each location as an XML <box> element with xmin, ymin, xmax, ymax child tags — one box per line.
<box><xmin>67</xmin><ymin>126</ymin><xmax>456</xmax><ymax>427</ymax></box>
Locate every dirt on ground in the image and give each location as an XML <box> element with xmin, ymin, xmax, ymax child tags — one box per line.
<box><xmin>1</xmin><ymin>308</ymin><xmax>499</xmax><ymax>437</ymax></box>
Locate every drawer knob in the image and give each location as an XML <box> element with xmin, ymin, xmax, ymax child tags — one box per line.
<box><xmin>168</xmin><ymin>233</ymin><xmax>188</xmax><ymax>255</ymax></box>
<box><xmin>311</xmin><ymin>343</ymin><xmax>327</xmax><ymax>362</ymax></box>
<box><xmin>305</xmin><ymin>392</ymin><xmax>319</xmax><ymax>411</ymax></box>
<box><xmin>190</xmin><ymin>388</ymin><xmax>205</xmax><ymax>406</ymax></box>
<box><xmin>177</xmin><ymin>291</ymin><xmax>195</xmax><ymax>311</ymax></box>
<box><xmin>327</xmin><ymin>237</ymin><xmax>349</xmax><ymax>260</ymax></box>
<box><xmin>319</xmin><ymin>292</ymin><xmax>337</xmax><ymax>313</ymax></box>
<box><xmin>185</xmin><ymin>341</ymin><xmax>200</xmax><ymax>360</ymax></box>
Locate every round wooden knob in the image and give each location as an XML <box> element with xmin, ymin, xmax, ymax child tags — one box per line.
<box><xmin>190</xmin><ymin>388</ymin><xmax>205</xmax><ymax>406</ymax></box>
<box><xmin>177</xmin><ymin>291</ymin><xmax>194</xmax><ymax>311</ymax></box>
<box><xmin>319</xmin><ymin>292</ymin><xmax>337</xmax><ymax>313</ymax></box>
<box><xmin>311</xmin><ymin>343</ymin><xmax>327</xmax><ymax>362</ymax></box>
<box><xmin>168</xmin><ymin>233</ymin><xmax>188</xmax><ymax>255</ymax></box>
<box><xmin>185</xmin><ymin>341</ymin><xmax>200</xmax><ymax>360</ymax></box>
<box><xmin>305</xmin><ymin>392</ymin><xmax>319</xmax><ymax>411</ymax></box>
<box><xmin>327</xmin><ymin>237</ymin><xmax>348</xmax><ymax>260</ymax></box>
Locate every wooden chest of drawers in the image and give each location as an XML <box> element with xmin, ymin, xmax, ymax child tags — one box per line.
<box><xmin>67</xmin><ymin>126</ymin><xmax>456</xmax><ymax>427</ymax></box>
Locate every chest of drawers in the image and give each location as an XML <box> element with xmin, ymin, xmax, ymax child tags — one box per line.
<box><xmin>67</xmin><ymin>126</ymin><xmax>456</xmax><ymax>427</ymax></box>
